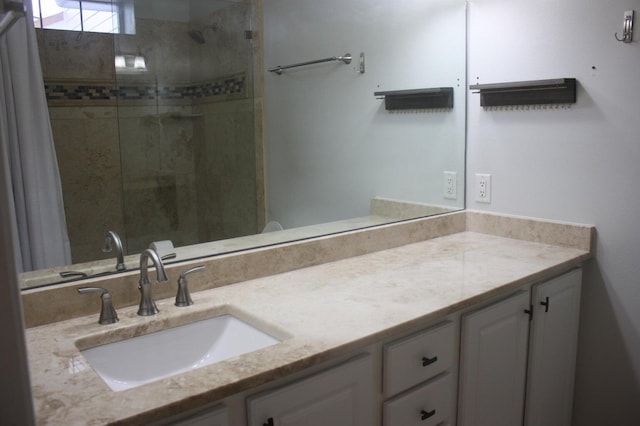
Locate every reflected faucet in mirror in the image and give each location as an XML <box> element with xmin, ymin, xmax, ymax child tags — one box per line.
<box><xmin>137</xmin><ymin>249</ymin><xmax>169</xmax><ymax>316</ymax></box>
<box><xmin>103</xmin><ymin>231</ymin><xmax>126</xmax><ymax>272</ymax></box>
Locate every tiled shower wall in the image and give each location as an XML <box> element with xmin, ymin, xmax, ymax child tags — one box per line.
<box><xmin>36</xmin><ymin>2</ymin><xmax>263</xmax><ymax>263</ymax></box>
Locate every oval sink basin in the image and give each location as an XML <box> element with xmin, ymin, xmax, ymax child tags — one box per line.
<box><xmin>80</xmin><ymin>314</ymin><xmax>281</xmax><ymax>391</ymax></box>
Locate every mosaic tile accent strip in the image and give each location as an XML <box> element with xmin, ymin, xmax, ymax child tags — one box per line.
<box><xmin>45</xmin><ymin>73</ymin><xmax>246</xmax><ymax>103</ymax></box>
<box><xmin>117</xmin><ymin>85</ymin><xmax>157</xmax><ymax>101</ymax></box>
<box><xmin>45</xmin><ymin>84</ymin><xmax>117</xmax><ymax>101</ymax></box>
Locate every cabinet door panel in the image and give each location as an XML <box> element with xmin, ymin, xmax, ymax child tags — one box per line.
<box><xmin>525</xmin><ymin>269</ymin><xmax>582</xmax><ymax>426</ymax></box>
<box><xmin>458</xmin><ymin>291</ymin><xmax>530</xmax><ymax>426</ymax></box>
<box><xmin>247</xmin><ymin>354</ymin><xmax>374</xmax><ymax>426</ymax></box>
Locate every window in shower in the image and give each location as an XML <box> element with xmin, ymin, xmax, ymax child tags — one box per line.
<box><xmin>31</xmin><ymin>0</ymin><xmax>135</xmax><ymax>34</ymax></box>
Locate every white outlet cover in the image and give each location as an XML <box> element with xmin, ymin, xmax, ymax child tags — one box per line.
<box><xmin>444</xmin><ymin>171</ymin><xmax>457</xmax><ymax>200</ymax></box>
<box><xmin>476</xmin><ymin>173</ymin><xmax>491</xmax><ymax>203</ymax></box>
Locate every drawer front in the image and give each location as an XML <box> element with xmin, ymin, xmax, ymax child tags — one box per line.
<box><xmin>383</xmin><ymin>373</ymin><xmax>453</xmax><ymax>426</ymax></box>
<box><xmin>164</xmin><ymin>404</ymin><xmax>229</xmax><ymax>426</ymax></box>
<box><xmin>384</xmin><ymin>321</ymin><xmax>454</xmax><ymax>396</ymax></box>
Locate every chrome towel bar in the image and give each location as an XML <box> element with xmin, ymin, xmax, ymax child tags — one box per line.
<box><xmin>268</xmin><ymin>53</ymin><xmax>352</xmax><ymax>75</ymax></box>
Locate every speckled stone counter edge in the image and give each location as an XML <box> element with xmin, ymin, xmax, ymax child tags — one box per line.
<box><xmin>21</xmin><ymin>211</ymin><xmax>593</xmax><ymax>327</ymax></box>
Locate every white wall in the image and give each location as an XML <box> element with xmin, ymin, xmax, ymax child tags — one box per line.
<box><xmin>467</xmin><ymin>0</ymin><xmax>640</xmax><ymax>424</ymax></box>
<box><xmin>263</xmin><ymin>0</ymin><xmax>466</xmax><ymax>229</ymax></box>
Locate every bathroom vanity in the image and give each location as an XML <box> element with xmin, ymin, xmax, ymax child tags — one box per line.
<box><xmin>22</xmin><ymin>211</ymin><xmax>593</xmax><ymax>425</ymax></box>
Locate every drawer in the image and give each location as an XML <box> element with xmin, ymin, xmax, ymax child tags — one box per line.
<box><xmin>163</xmin><ymin>404</ymin><xmax>229</xmax><ymax>426</ymax></box>
<box><xmin>384</xmin><ymin>321</ymin><xmax>454</xmax><ymax>397</ymax></box>
<box><xmin>383</xmin><ymin>373</ymin><xmax>453</xmax><ymax>426</ymax></box>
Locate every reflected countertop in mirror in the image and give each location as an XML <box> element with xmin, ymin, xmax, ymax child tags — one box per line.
<box><xmin>21</xmin><ymin>198</ymin><xmax>456</xmax><ymax>288</ymax></box>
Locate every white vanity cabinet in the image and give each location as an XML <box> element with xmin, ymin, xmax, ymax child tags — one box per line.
<box><xmin>382</xmin><ymin>321</ymin><xmax>457</xmax><ymax>426</ymax></box>
<box><xmin>458</xmin><ymin>269</ymin><xmax>582</xmax><ymax>426</ymax></box>
<box><xmin>246</xmin><ymin>354</ymin><xmax>375</xmax><ymax>426</ymax></box>
<box><xmin>157</xmin><ymin>269</ymin><xmax>582</xmax><ymax>426</ymax></box>
<box><xmin>458</xmin><ymin>290</ymin><xmax>531</xmax><ymax>426</ymax></box>
<box><xmin>525</xmin><ymin>268</ymin><xmax>582</xmax><ymax>426</ymax></box>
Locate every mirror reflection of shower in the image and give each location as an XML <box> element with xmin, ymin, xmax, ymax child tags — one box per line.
<box><xmin>36</xmin><ymin>0</ymin><xmax>261</xmax><ymax>264</ymax></box>
<box><xmin>113</xmin><ymin>0</ymin><xmax>259</xmax><ymax>256</ymax></box>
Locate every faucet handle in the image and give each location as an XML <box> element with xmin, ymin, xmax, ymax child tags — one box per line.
<box><xmin>77</xmin><ymin>287</ymin><xmax>119</xmax><ymax>325</ymax></box>
<box><xmin>60</xmin><ymin>270</ymin><xmax>89</xmax><ymax>279</ymax></box>
<box><xmin>175</xmin><ymin>266</ymin><xmax>205</xmax><ymax>307</ymax></box>
<box><xmin>161</xmin><ymin>252</ymin><xmax>177</xmax><ymax>261</ymax></box>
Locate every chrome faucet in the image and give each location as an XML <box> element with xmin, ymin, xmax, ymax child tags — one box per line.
<box><xmin>103</xmin><ymin>230</ymin><xmax>126</xmax><ymax>271</ymax></box>
<box><xmin>137</xmin><ymin>249</ymin><xmax>169</xmax><ymax>316</ymax></box>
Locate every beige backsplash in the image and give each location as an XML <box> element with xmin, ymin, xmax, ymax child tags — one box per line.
<box><xmin>21</xmin><ymin>210</ymin><xmax>594</xmax><ymax>328</ymax></box>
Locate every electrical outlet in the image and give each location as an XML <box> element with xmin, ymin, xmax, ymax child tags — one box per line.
<box><xmin>443</xmin><ymin>171</ymin><xmax>457</xmax><ymax>200</ymax></box>
<box><xmin>476</xmin><ymin>173</ymin><xmax>491</xmax><ymax>203</ymax></box>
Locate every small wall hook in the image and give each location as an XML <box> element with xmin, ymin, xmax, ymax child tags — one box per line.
<box><xmin>615</xmin><ymin>10</ymin><xmax>634</xmax><ymax>43</ymax></box>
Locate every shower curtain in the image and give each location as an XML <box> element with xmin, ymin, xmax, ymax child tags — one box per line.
<box><xmin>0</xmin><ymin>2</ymin><xmax>72</xmax><ymax>272</ymax></box>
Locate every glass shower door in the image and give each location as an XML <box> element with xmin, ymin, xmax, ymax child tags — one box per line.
<box><xmin>113</xmin><ymin>0</ymin><xmax>257</xmax><ymax>255</ymax></box>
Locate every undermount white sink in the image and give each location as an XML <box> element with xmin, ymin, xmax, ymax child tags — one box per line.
<box><xmin>80</xmin><ymin>314</ymin><xmax>282</xmax><ymax>391</ymax></box>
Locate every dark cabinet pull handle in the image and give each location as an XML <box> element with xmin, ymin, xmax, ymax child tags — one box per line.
<box><xmin>263</xmin><ymin>418</ymin><xmax>274</xmax><ymax>426</ymax></box>
<box><xmin>422</xmin><ymin>355</ymin><xmax>438</xmax><ymax>367</ymax></box>
<box><xmin>540</xmin><ymin>296</ymin><xmax>550</xmax><ymax>312</ymax></box>
<box><xmin>524</xmin><ymin>305</ymin><xmax>533</xmax><ymax>321</ymax></box>
<box><xmin>421</xmin><ymin>409</ymin><xmax>436</xmax><ymax>420</ymax></box>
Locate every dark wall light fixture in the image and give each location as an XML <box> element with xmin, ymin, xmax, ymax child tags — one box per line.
<box><xmin>469</xmin><ymin>78</ymin><xmax>577</xmax><ymax>107</ymax></box>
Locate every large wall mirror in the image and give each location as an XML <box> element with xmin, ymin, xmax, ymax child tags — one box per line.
<box><xmin>21</xmin><ymin>0</ymin><xmax>466</xmax><ymax>289</ymax></box>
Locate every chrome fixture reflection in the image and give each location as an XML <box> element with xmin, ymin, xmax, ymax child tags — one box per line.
<box><xmin>268</xmin><ymin>53</ymin><xmax>352</xmax><ymax>75</ymax></box>
<box><xmin>137</xmin><ymin>249</ymin><xmax>169</xmax><ymax>316</ymax></box>
<box><xmin>114</xmin><ymin>54</ymin><xmax>147</xmax><ymax>74</ymax></box>
<box><xmin>103</xmin><ymin>230</ymin><xmax>126</xmax><ymax>271</ymax></box>
<box><xmin>0</xmin><ymin>0</ymin><xmax>26</xmax><ymax>37</ymax></box>
<box><xmin>187</xmin><ymin>24</ymin><xmax>216</xmax><ymax>44</ymax></box>
<box><xmin>60</xmin><ymin>270</ymin><xmax>88</xmax><ymax>279</ymax></box>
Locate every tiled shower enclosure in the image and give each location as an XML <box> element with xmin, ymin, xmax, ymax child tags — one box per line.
<box><xmin>37</xmin><ymin>0</ymin><xmax>263</xmax><ymax>263</ymax></box>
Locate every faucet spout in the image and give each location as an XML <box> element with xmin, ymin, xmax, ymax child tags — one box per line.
<box><xmin>137</xmin><ymin>248</ymin><xmax>169</xmax><ymax>316</ymax></box>
<box><xmin>103</xmin><ymin>230</ymin><xmax>126</xmax><ymax>271</ymax></box>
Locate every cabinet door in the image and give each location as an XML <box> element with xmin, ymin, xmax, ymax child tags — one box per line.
<box><xmin>247</xmin><ymin>354</ymin><xmax>374</xmax><ymax>426</ymax></box>
<box><xmin>525</xmin><ymin>269</ymin><xmax>582</xmax><ymax>426</ymax></box>
<box><xmin>458</xmin><ymin>291</ymin><xmax>531</xmax><ymax>426</ymax></box>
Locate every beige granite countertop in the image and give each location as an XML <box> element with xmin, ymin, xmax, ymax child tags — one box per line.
<box><xmin>26</xmin><ymin>227</ymin><xmax>592</xmax><ymax>425</ymax></box>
